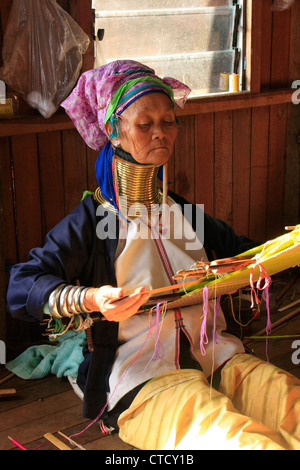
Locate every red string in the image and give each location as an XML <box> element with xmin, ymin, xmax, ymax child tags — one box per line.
<box><xmin>69</xmin><ymin>303</ymin><xmax>165</xmax><ymax>440</ymax></box>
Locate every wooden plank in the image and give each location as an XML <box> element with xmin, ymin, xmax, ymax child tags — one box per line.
<box><xmin>0</xmin><ymin>0</ymin><xmax>12</xmax><ymax>51</ymax></box>
<box><xmin>174</xmin><ymin>115</ymin><xmax>195</xmax><ymax>203</ymax></box>
<box><xmin>284</xmin><ymin>103</ymin><xmax>300</xmax><ymax>229</ymax></box>
<box><xmin>10</xmin><ymin>134</ymin><xmax>43</xmax><ymax>262</ymax></box>
<box><xmin>69</xmin><ymin>0</ymin><xmax>95</xmax><ymax>73</ymax></box>
<box><xmin>0</xmin><ymin>113</ymin><xmax>74</xmax><ymax>138</ymax></box>
<box><xmin>232</xmin><ymin>108</ymin><xmax>251</xmax><ymax>236</ymax></box>
<box><xmin>214</xmin><ymin>110</ymin><xmax>233</xmax><ymax>226</ymax></box>
<box><xmin>0</xmin><ymin>389</ymin><xmax>81</xmax><ymax>433</ymax></box>
<box><xmin>246</xmin><ymin>0</ymin><xmax>262</xmax><ymax>93</ymax></box>
<box><xmin>0</xmin><ymin>137</ymin><xmax>17</xmax><ymax>266</ymax></box>
<box><xmin>194</xmin><ymin>113</ymin><xmax>214</xmax><ymax>216</ymax></box>
<box><xmin>177</xmin><ymin>89</ymin><xmax>293</xmax><ymax>118</ymax></box>
<box><xmin>0</xmin><ymin>404</ymin><xmax>86</xmax><ymax>450</ymax></box>
<box><xmin>266</xmin><ymin>103</ymin><xmax>288</xmax><ymax>239</ymax></box>
<box><xmin>284</xmin><ymin>1</ymin><xmax>300</xmax><ymax>229</ymax></box>
<box><xmin>249</xmin><ymin>106</ymin><xmax>270</xmax><ymax>243</ymax></box>
<box><xmin>0</xmin><ymin>90</ymin><xmax>294</xmax><ymax>139</ymax></box>
<box><xmin>86</xmin><ymin>146</ymin><xmax>99</xmax><ymax>192</ymax></box>
<box><xmin>37</xmin><ymin>131</ymin><xmax>65</xmax><ymax>236</ymax></box>
<box><xmin>270</xmin><ymin>8</ymin><xmax>291</xmax><ymax>88</ymax></box>
<box><xmin>62</xmin><ymin>129</ymin><xmax>89</xmax><ymax>214</ymax></box>
<box><xmin>0</xmin><ymin>373</ymin><xmax>72</xmax><ymax>413</ymax></box>
<box><xmin>289</xmin><ymin>0</ymin><xmax>300</xmax><ymax>82</ymax></box>
<box><xmin>0</xmin><ymin>143</ymin><xmax>5</xmax><ymax>343</ymax></box>
<box><xmin>260</xmin><ymin>0</ymin><xmax>273</xmax><ymax>89</ymax></box>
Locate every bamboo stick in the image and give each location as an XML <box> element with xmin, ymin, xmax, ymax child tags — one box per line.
<box><xmin>43</xmin><ymin>433</ymin><xmax>72</xmax><ymax>450</ymax></box>
<box><xmin>276</xmin><ymin>270</ymin><xmax>299</xmax><ymax>304</ymax></box>
<box><xmin>243</xmin><ymin>306</ymin><xmax>300</xmax><ymax>345</ymax></box>
<box><xmin>0</xmin><ymin>388</ymin><xmax>16</xmax><ymax>396</ymax></box>
<box><xmin>0</xmin><ymin>372</ymin><xmax>15</xmax><ymax>385</ymax></box>
<box><xmin>58</xmin><ymin>431</ymin><xmax>86</xmax><ymax>451</ymax></box>
<box><xmin>145</xmin><ymin>279</ymin><xmax>201</xmax><ymax>296</ymax></box>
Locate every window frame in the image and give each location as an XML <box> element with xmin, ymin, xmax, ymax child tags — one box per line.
<box><xmin>91</xmin><ymin>0</ymin><xmax>258</xmax><ymax>100</ymax></box>
<box><xmin>91</xmin><ymin>0</ymin><xmax>247</xmax><ymax>98</ymax></box>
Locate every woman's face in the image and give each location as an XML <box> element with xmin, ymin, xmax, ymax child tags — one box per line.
<box><xmin>107</xmin><ymin>92</ymin><xmax>178</xmax><ymax>165</ymax></box>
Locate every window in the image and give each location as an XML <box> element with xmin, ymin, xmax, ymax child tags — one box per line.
<box><xmin>92</xmin><ymin>0</ymin><xmax>245</xmax><ymax>97</ymax></box>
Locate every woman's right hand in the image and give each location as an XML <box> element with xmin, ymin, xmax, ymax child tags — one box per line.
<box><xmin>83</xmin><ymin>285</ymin><xmax>150</xmax><ymax>322</ymax></box>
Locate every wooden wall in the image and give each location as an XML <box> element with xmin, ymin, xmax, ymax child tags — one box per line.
<box><xmin>0</xmin><ymin>0</ymin><xmax>299</xmax><ymax>354</ymax></box>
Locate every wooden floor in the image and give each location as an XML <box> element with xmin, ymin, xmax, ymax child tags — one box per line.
<box><xmin>1</xmin><ymin>268</ymin><xmax>300</xmax><ymax>451</ymax></box>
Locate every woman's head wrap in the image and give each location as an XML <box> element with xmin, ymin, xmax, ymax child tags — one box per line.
<box><xmin>61</xmin><ymin>60</ymin><xmax>191</xmax><ymax>151</ymax></box>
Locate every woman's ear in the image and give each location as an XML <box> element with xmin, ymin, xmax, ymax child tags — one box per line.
<box><xmin>104</xmin><ymin>121</ymin><xmax>112</xmax><ymax>138</ymax></box>
<box><xmin>104</xmin><ymin>120</ymin><xmax>121</xmax><ymax>148</ymax></box>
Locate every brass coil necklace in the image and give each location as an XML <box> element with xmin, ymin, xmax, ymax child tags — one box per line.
<box><xmin>95</xmin><ymin>151</ymin><xmax>164</xmax><ymax>220</ymax></box>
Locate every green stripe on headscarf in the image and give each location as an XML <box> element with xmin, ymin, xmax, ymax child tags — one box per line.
<box><xmin>104</xmin><ymin>76</ymin><xmax>174</xmax><ymax>124</ymax></box>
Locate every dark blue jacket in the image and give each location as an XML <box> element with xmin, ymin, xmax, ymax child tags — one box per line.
<box><xmin>7</xmin><ymin>192</ymin><xmax>256</xmax><ymax>418</ymax></box>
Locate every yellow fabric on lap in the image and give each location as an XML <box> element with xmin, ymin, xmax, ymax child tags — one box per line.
<box><xmin>118</xmin><ymin>360</ymin><xmax>295</xmax><ymax>450</ymax></box>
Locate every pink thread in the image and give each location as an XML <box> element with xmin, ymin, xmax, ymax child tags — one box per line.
<box><xmin>262</xmin><ymin>278</ymin><xmax>272</xmax><ymax>335</ymax></box>
<box><xmin>250</xmin><ymin>267</ymin><xmax>260</xmax><ymax>308</ymax></box>
<box><xmin>250</xmin><ymin>261</ymin><xmax>272</xmax><ymax>362</ymax></box>
<box><xmin>250</xmin><ymin>263</ymin><xmax>271</xmax><ymax>307</ymax></box>
<box><xmin>69</xmin><ymin>319</ymin><xmax>156</xmax><ymax>440</ymax></box>
<box><xmin>99</xmin><ymin>420</ymin><xmax>111</xmax><ymax>435</ymax></box>
<box><xmin>200</xmin><ymin>286</ymin><xmax>209</xmax><ymax>356</ymax></box>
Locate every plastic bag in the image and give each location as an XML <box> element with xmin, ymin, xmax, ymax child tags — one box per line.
<box><xmin>0</xmin><ymin>0</ymin><xmax>90</xmax><ymax>118</ymax></box>
<box><xmin>271</xmin><ymin>0</ymin><xmax>295</xmax><ymax>11</ymax></box>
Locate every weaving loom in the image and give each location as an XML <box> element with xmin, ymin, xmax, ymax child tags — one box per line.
<box><xmin>165</xmin><ymin>225</ymin><xmax>300</xmax><ymax>309</ymax></box>
<box><xmin>45</xmin><ymin>225</ymin><xmax>300</xmax><ymax>339</ymax></box>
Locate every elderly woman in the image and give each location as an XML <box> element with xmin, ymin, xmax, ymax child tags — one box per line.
<box><xmin>6</xmin><ymin>61</ymin><xmax>300</xmax><ymax>450</ymax></box>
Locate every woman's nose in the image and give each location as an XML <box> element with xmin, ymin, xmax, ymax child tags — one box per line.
<box><xmin>152</xmin><ymin>123</ymin><xmax>166</xmax><ymax>139</ymax></box>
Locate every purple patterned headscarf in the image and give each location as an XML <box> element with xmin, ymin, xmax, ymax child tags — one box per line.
<box><xmin>61</xmin><ymin>60</ymin><xmax>191</xmax><ymax>151</ymax></box>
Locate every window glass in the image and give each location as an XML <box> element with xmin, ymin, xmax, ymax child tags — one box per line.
<box><xmin>93</xmin><ymin>1</ymin><xmax>244</xmax><ymax>97</ymax></box>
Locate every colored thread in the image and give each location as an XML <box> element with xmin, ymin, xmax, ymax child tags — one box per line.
<box><xmin>213</xmin><ymin>296</ymin><xmax>221</xmax><ymax>345</ymax></box>
<box><xmin>200</xmin><ymin>286</ymin><xmax>209</xmax><ymax>356</ymax></box>
<box><xmin>228</xmin><ymin>294</ymin><xmax>256</xmax><ymax>329</ymax></box>
<box><xmin>151</xmin><ymin>303</ymin><xmax>165</xmax><ymax>360</ymax></box>
<box><xmin>99</xmin><ymin>420</ymin><xmax>113</xmax><ymax>436</ymax></box>
<box><xmin>209</xmin><ymin>280</ymin><xmax>220</xmax><ymax>390</ymax></box>
<box><xmin>249</xmin><ymin>260</ymin><xmax>272</xmax><ymax>362</ymax></box>
<box><xmin>262</xmin><ymin>278</ymin><xmax>272</xmax><ymax>362</ymax></box>
<box><xmin>69</xmin><ymin>316</ymin><xmax>157</xmax><ymax>440</ymax></box>
<box><xmin>262</xmin><ymin>279</ymin><xmax>272</xmax><ymax>336</ymax></box>
<box><xmin>174</xmin><ymin>309</ymin><xmax>182</xmax><ymax>369</ymax></box>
